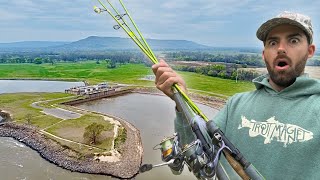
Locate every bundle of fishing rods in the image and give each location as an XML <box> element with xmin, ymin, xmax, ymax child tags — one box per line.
<box><xmin>93</xmin><ymin>1</ymin><xmax>264</xmax><ymax>179</ymax></box>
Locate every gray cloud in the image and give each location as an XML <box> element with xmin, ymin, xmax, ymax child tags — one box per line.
<box><xmin>0</xmin><ymin>0</ymin><xmax>319</xmax><ymax>46</ymax></box>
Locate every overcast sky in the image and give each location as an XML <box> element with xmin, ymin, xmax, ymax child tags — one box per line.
<box><xmin>1</xmin><ymin>0</ymin><xmax>319</xmax><ymax>47</ymax></box>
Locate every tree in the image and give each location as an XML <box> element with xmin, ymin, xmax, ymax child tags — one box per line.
<box><xmin>34</xmin><ymin>57</ymin><xmax>43</xmax><ymax>64</ymax></box>
<box><xmin>25</xmin><ymin>113</ymin><xmax>32</xmax><ymax>125</ymax></box>
<box><xmin>83</xmin><ymin>123</ymin><xmax>105</xmax><ymax>145</ymax></box>
<box><xmin>106</xmin><ymin>61</ymin><xmax>116</xmax><ymax>69</ymax></box>
<box><xmin>50</xmin><ymin>59</ymin><xmax>55</xmax><ymax>65</ymax></box>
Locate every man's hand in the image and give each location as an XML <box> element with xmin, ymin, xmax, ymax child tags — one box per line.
<box><xmin>152</xmin><ymin>59</ymin><xmax>187</xmax><ymax>99</ymax></box>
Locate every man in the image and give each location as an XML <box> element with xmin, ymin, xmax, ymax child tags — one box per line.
<box><xmin>152</xmin><ymin>11</ymin><xmax>320</xmax><ymax>179</ymax></box>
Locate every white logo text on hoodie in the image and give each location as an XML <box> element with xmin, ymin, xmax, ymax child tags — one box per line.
<box><xmin>238</xmin><ymin>116</ymin><xmax>313</xmax><ymax>147</ymax></box>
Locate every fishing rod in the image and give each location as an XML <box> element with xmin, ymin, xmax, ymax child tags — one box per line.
<box><xmin>93</xmin><ymin>0</ymin><xmax>205</xmax><ymax>121</ymax></box>
<box><xmin>93</xmin><ymin>1</ymin><xmax>264</xmax><ymax>179</ymax></box>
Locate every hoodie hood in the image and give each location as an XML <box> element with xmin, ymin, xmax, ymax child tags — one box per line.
<box><xmin>252</xmin><ymin>74</ymin><xmax>320</xmax><ymax>98</ymax></box>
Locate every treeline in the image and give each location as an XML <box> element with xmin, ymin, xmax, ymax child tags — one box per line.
<box><xmin>0</xmin><ymin>51</ymin><xmax>148</xmax><ymax>65</ymax></box>
<box><xmin>0</xmin><ymin>51</ymin><xmax>263</xmax><ymax>67</ymax></box>
<box><xmin>165</xmin><ymin>51</ymin><xmax>320</xmax><ymax>67</ymax></box>
<box><xmin>308</xmin><ymin>59</ymin><xmax>320</xmax><ymax>66</ymax></box>
<box><xmin>1</xmin><ymin>49</ymin><xmax>320</xmax><ymax>67</ymax></box>
<box><xmin>174</xmin><ymin>64</ymin><xmax>260</xmax><ymax>81</ymax></box>
<box><xmin>164</xmin><ymin>51</ymin><xmax>265</xmax><ymax>67</ymax></box>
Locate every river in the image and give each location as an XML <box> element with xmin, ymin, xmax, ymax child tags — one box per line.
<box><xmin>0</xmin><ymin>80</ymin><xmax>84</xmax><ymax>94</ymax></box>
<box><xmin>77</xmin><ymin>93</ymin><xmax>219</xmax><ymax>180</ymax></box>
<box><xmin>0</xmin><ymin>80</ymin><xmax>219</xmax><ymax>180</ymax></box>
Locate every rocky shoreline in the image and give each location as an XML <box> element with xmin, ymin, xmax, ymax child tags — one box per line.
<box><xmin>0</xmin><ymin>119</ymin><xmax>142</xmax><ymax>179</ymax></box>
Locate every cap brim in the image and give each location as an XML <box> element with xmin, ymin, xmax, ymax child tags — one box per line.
<box><xmin>256</xmin><ymin>18</ymin><xmax>310</xmax><ymax>42</ymax></box>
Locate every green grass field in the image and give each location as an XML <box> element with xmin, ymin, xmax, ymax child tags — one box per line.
<box><xmin>0</xmin><ymin>93</ymin><xmax>116</xmax><ymax>154</ymax></box>
<box><xmin>0</xmin><ymin>93</ymin><xmax>71</xmax><ymax>124</ymax></box>
<box><xmin>0</xmin><ymin>61</ymin><xmax>152</xmax><ymax>85</ymax></box>
<box><xmin>0</xmin><ymin>61</ymin><xmax>255</xmax><ymax>97</ymax></box>
<box><xmin>0</xmin><ymin>62</ymin><xmax>256</xmax><ymax>158</ymax></box>
<box><xmin>181</xmin><ymin>72</ymin><xmax>254</xmax><ymax>97</ymax></box>
<box><xmin>46</xmin><ymin>114</ymin><xmax>114</xmax><ymax>150</ymax></box>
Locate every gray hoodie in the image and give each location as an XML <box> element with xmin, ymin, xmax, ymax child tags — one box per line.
<box><xmin>175</xmin><ymin>74</ymin><xmax>320</xmax><ymax>179</ymax></box>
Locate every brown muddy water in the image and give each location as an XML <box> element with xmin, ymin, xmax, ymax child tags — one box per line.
<box><xmin>76</xmin><ymin>93</ymin><xmax>219</xmax><ymax>180</ymax></box>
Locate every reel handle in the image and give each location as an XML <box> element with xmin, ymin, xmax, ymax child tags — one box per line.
<box><xmin>139</xmin><ymin>159</ymin><xmax>175</xmax><ymax>173</ymax></box>
<box><xmin>139</xmin><ymin>164</ymin><xmax>153</xmax><ymax>173</ymax></box>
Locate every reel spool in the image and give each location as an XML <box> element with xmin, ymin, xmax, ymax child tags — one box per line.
<box><xmin>154</xmin><ymin>134</ymin><xmax>178</xmax><ymax>162</ymax></box>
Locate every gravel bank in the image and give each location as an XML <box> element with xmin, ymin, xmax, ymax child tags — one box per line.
<box><xmin>0</xmin><ymin>121</ymin><xmax>142</xmax><ymax>179</ymax></box>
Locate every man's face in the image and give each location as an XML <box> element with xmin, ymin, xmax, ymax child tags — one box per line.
<box><xmin>262</xmin><ymin>24</ymin><xmax>315</xmax><ymax>89</ymax></box>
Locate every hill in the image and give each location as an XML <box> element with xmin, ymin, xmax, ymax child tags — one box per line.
<box><xmin>0</xmin><ymin>36</ymin><xmax>212</xmax><ymax>52</ymax></box>
<box><xmin>58</xmin><ymin>36</ymin><xmax>212</xmax><ymax>51</ymax></box>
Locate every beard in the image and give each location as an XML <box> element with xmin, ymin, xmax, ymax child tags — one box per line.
<box><xmin>265</xmin><ymin>54</ymin><xmax>308</xmax><ymax>88</ymax></box>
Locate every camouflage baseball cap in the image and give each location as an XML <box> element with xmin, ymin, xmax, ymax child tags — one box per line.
<box><xmin>256</xmin><ymin>11</ymin><xmax>313</xmax><ymax>44</ymax></box>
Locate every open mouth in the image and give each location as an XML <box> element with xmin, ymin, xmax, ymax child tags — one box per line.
<box><xmin>278</xmin><ymin>61</ymin><xmax>288</xmax><ymax>67</ymax></box>
<box><xmin>275</xmin><ymin>60</ymin><xmax>289</xmax><ymax>70</ymax></box>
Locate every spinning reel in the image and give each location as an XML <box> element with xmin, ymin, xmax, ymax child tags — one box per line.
<box><xmin>139</xmin><ymin>121</ymin><xmax>230</xmax><ymax>179</ymax></box>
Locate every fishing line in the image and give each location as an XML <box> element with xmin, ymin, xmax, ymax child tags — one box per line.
<box><xmin>94</xmin><ymin>0</ymin><xmax>208</xmax><ymax>121</ymax></box>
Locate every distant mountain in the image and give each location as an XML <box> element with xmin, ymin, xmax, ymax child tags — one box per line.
<box><xmin>0</xmin><ymin>36</ymin><xmax>212</xmax><ymax>52</ymax></box>
<box><xmin>53</xmin><ymin>36</ymin><xmax>212</xmax><ymax>51</ymax></box>
<box><xmin>0</xmin><ymin>37</ymin><xmax>318</xmax><ymax>55</ymax></box>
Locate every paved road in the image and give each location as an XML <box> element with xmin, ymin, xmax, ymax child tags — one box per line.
<box><xmin>41</xmin><ymin>107</ymin><xmax>81</xmax><ymax>120</ymax></box>
<box><xmin>31</xmin><ymin>98</ymin><xmax>81</xmax><ymax>120</ymax></box>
